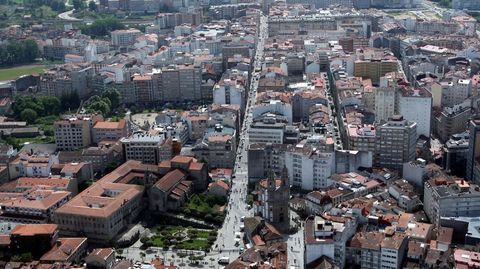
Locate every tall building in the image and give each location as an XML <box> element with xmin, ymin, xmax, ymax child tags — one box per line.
<box><xmin>54</xmin><ymin>118</ymin><xmax>92</xmax><ymax>151</ymax></box>
<box><xmin>434</xmin><ymin>101</ymin><xmax>471</xmax><ymax>143</ymax></box>
<box><xmin>398</xmin><ymin>88</ymin><xmax>432</xmax><ymax>138</ymax></box>
<box><xmin>467</xmin><ymin>118</ymin><xmax>480</xmax><ymax>182</ymax></box>
<box><xmin>254</xmin><ymin>168</ymin><xmax>290</xmax><ymax>233</ymax></box>
<box><xmin>284</xmin><ymin>138</ymin><xmax>335</xmax><ymax>190</ymax></box>
<box><xmin>161</xmin><ymin>64</ymin><xmax>202</xmax><ymax>102</ymax></box>
<box><xmin>133</xmin><ymin>74</ymin><xmax>155</xmax><ymax>104</ymax></box>
<box><xmin>374</xmin><ymin>87</ymin><xmax>396</xmax><ymax>123</ymax></box>
<box><xmin>375</xmin><ymin>115</ymin><xmax>417</xmax><ymax>170</ymax></box>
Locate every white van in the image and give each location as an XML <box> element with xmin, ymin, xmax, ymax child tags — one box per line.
<box><xmin>218</xmin><ymin>257</ymin><xmax>230</xmax><ymax>264</ymax></box>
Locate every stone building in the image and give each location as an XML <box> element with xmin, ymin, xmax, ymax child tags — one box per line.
<box><xmin>253</xmin><ymin>168</ymin><xmax>290</xmax><ymax>233</ymax></box>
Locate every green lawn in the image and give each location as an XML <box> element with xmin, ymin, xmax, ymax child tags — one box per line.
<box><xmin>177</xmin><ymin>239</ymin><xmax>210</xmax><ymax>250</ymax></box>
<box><xmin>0</xmin><ymin>64</ymin><xmax>45</xmax><ymax>81</ymax></box>
<box><xmin>146</xmin><ymin>226</ymin><xmax>216</xmax><ymax>251</ymax></box>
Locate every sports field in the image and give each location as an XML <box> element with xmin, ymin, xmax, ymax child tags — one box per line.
<box><xmin>0</xmin><ymin>64</ymin><xmax>45</xmax><ymax>81</ymax></box>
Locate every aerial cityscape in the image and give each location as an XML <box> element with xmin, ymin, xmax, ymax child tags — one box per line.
<box><xmin>0</xmin><ymin>0</ymin><xmax>480</xmax><ymax>268</ymax></box>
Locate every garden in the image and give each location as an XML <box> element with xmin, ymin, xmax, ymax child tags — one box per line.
<box><xmin>141</xmin><ymin>226</ymin><xmax>218</xmax><ymax>251</ymax></box>
<box><xmin>180</xmin><ymin>193</ymin><xmax>227</xmax><ymax>225</ymax></box>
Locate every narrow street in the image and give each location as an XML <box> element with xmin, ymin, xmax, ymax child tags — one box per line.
<box><xmin>212</xmin><ymin>13</ymin><xmax>268</xmax><ymax>261</ymax></box>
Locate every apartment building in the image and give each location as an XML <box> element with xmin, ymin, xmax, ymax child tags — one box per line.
<box><xmin>388</xmin><ymin>179</ymin><xmax>422</xmax><ymax>212</ymax></box>
<box><xmin>453</xmin><ymin>0</ymin><xmax>480</xmax><ymax>10</ymax></box>
<box><xmin>132</xmin><ymin>74</ymin><xmax>155</xmax><ymax>104</ymax></box>
<box><xmin>434</xmin><ymin>101</ymin><xmax>471</xmax><ymax>142</ymax></box>
<box><xmin>247</xmin><ymin>143</ymin><xmax>288</xmax><ymax>181</ymax></box>
<box><xmin>284</xmin><ymin>138</ymin><xmax>335</xmax><ymax>190</ymax></box>
<box><xmin>398</xmin><ymin>87</ymin><xmax>432</xmax><ymax>138</ymax></box>
<box><xmin>467</xmin><ymin>118</ymin><xmax>480</xmax><ymax>183</ymax></box>
<box><xmin>374</xmin><ymin>87</ymin><xmax>396</xmax><ymax>123</ymax></box>
<box><xmin>161</xmin><ymin>64</ymin><xmax>202</xmax><ymax>102</ymax></box>
<box><xmin>424</xmin><ymin>178</ymin><xmax>480</xmax><ymax>226</ymax></box>
<box><xmin>375</xmin><ymin>115</ymin><xmax>417</xmax><ymax>170</ymax></box>
<box><xmin>111</xmin><ymin>29</ymin><xmax>142</xmax><ymax>47</ymax></box>
<box><xmin>192</xmin><ymin>124</ymin><xmax>236</xmax><ymax>169</ymax></box>
<box><xmin>347</xmin><ymin>232</ymin><xmax>407</xmax><ymax>269</ymax></box>
<box><xmin>213</xmin><ymin>70</ymin><xmax>247</xmax><ymax>114</ymax></box>
<box><xmin>354</xmin><ymin>49</ymin><xmax>398</xmax><ymax>82</ymax></box>
<box><xmin>81</xmin><ymin>141</ymin><xmax>123</xmax><ymax>173</ymax></box>
<box><xmin>346</xmin><ymin>124</ymin><xmax>376</xmax><ymax>153</ymax></box>
<box><xmin>305</xmin><ymin>215</ymin><xmax>357</xmax><ymax>268</ymax></box>
<box><xmin>181</xmin><ymin>111</ymin><xmax>209</xmax><ymax>141</ymax></box>
<box><xmin>8</xmin><ymin>153</ymin><xmax>59</xmax><ymax>179</ymax></box>
<box><xmin>92</xmin><ymin>119</ymin><xmax>128</xmax><ymax>144</ymax></box>
<box><xmin>430</xmin><ymin>78</ymin><xmax>470</xmax><ymax>108</ymax></box>
<box><xmin>120</xmin><ymin>132</ymin><xmax>170</xmax><ymax>165</ymax></box>
<box><xmin>54</xmin><ymin>118</ymin><xmax>92</xmax><ymax>151</ymax></box>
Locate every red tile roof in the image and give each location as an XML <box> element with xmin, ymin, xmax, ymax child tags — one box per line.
<box><xmin>11</xmin><ymin>224</ymin><xmax>58</xmax><ymax>236</ymax></box>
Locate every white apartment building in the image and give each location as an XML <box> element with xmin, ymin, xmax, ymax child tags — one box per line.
<box><xmin>213</xmin><ymin>78</ymin><xmax>246</xmax><ymax>114</ymax></box>
<box><xmin>285</xmin><ymin>141</ymin><xmax>335</xmax><ymax>190</ymax></box>
<box><xmin>248</xmin><ymin>123</ymin><xmax>284</xmax><ymax>144</ymax></box>
<box><xmin>111</xmin><ymin>29</ymin><xmax>142</xmax><ymax>47</ymax></box>
<box><xmin>430</xmin><ymin>78</ymin><xmax>471</xmax><ymax>108</ymax></box>
<box><xmin>424</xmin><ymin>179</ymin><xmax>480</xmax><ymax>226</ymax></box>
<box><xmin>252</xmin><ymin>100</ymin><xmax>293</xmax><ymax>124</ymax></box>
<box><xmin>380</xmin><ymin>234</ymin><xmax>408</xmax><ymax>269</ymax></box>
<box><xmin>374</xmin><ymin>87</ymin><xmax>396</xmax><ymax>123</ymax></box>
<box><xmin>305</xmin><ymin>215</ymin><xmax>357</xmax><ymax>268</ymax></box>
<box><xmin>398</xmin><ymin>88</ymin><xmax>432</xmax><ymax>137</ymax></box>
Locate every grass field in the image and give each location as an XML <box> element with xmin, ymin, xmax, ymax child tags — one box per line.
<box><xmin>0</xmin><ymin>64</ymin><xmax>45</xmax><ymax>81</ymax></box>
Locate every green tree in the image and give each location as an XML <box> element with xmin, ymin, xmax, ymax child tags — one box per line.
<box><xmin>60</xmin><ymin>92</ymin><xmax>80</xmax><ymax>112</ymax></box>
<box><xmin>11</xmin><ymin>253</ymin><xmax>33</xmax><ymax>262</ymax></box>
<box><xmin>102</xmin><ymin>88</ymin><xmax>121</xmax><ymax>109</ymax></box>
<box><xmin>79</xmin><ymin>17</ymin><xmax>125</xmax><ymax>37</ymax></box>
<box><xmin>20</xmin><ymin>108</ymin><xmax>38</xmax><ymax>124</ymax></box>
<box><xmin>39</xmin><ymin>96</ymin><xmax>61</xmax><ymax>115</ymax></box>
<box><xmin>72</xmin><ymin>0</ymin><xmax>82</xmax><ymax>10</ymax></box>
<box><xmin>88</xmin><ymin>0</ymin><xmax>97</xmax><ymax>10</ymax></box>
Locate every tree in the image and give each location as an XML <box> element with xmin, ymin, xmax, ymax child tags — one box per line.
<box><xmin>72</xmin><ymin>0</ymin><xmax>82</xmax><ymax>10</ymax></box>
<box><xmin>60</xmin><ymin>92</ymin><xmax>80</xmax><ymax>112</ymax></box>
<box><xmin>88</xmin><ymin>0</ymin><xmax>97</xmax><ymax>11</ymax></box>
<box><xmin>39</xmin><ymin>96</ymin><xmax>61</xmax><ymax>115</ymax></box>
<box><xmin>79</xmin><ymin>17</ymin><xmax>126</xmax><ymax>37</ymax></box>
<box><xmin>102</xmin><ymin>88</ymin><xmax>121</xmax><ymax>109</ymax></box>
<box><xmin>20</xmin><ymin>108</ymin><xmax>38</xmax><ymax>124</ymax></box>
<box><xmin>104</xmin><ymin>162</ymin><xmax>118</xmax><ymax>174</ymax></box>
<box><xmin>11</xmin><ymin>253</ymin><xmax>33</xmax><ymax>262</ymax></box>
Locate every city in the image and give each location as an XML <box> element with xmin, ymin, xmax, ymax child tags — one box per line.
<box><xmin>0</xmin><ymin>0</ymin><xmax>480</xmax><ymax>268</ymax></box>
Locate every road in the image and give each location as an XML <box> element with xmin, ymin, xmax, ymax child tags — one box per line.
<box><xmin>285</xmin><ymin>210</ymin><xmax>305</xmax><ymax>268</ymax></box>
<box><xmin>212</xmin><ymin>13</ymin><xmax>268</xmax><ymax>260</ymax></box>
<box><xmin>58</xmin><ymin>9</ymin><xmax>82</xmax><ymax>21</ymax></box>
